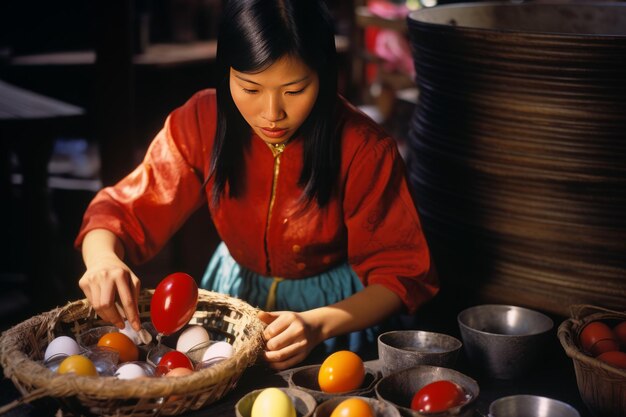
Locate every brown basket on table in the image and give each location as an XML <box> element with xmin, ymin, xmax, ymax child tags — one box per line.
<box><xmin>0</xmin><ymin>289</ymin><xmax>265</xmax><ymax>416</ymax></box>
<box><xmin>558</xmin><ymin>304</ymin><xmax>626</xmax><ymax>417</ymax></box>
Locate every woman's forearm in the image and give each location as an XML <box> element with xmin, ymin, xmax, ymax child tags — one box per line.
<box><xmin>82</xmin><ymin>229</ymin><xmax>126</xmax><ymax>267</ymax></box>
<box><xmin>303</xmin><ymin>284</ymin><xmax>404</xmax><ymax>341</ymax></box>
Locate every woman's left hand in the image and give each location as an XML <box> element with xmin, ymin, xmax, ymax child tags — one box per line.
<box><xmin>257</xmin><ymin>310</ymin><xmax>323</xmax><ymax>370</ymax></box>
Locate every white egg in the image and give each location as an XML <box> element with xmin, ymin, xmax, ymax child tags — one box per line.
<box><xmin>176</xmin><ymin>325</ymin><xmax>210</xmax><ymax>353</ymax></box>
<box><xmin>115</xmin><ymin>363</ymin><xmax>147</xmax><ymax>379</ymax></box>
<box><xmin>44</xmin><ymin>336</ymin><xmax>81</xmax><ymax>361</ymax></box>
<box><xmin>201</xmin><ymin>341</ymin><xmax>234</xmax><ymax>363</ymax></box>
<box><xmin>119</xmin><ymin>321</ymin><xmax>141</xmax><ymax>345</ymax></box>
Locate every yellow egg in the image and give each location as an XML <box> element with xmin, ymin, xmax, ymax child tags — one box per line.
<box><xmin>250</xmin><ymin>388</ymin><xmax>296</xmax><ymax>417</ymax></box>
<box><xmin>57</xmin><ymin>354</ymin><xmax>98</xmax><ymax>376</ymax></box>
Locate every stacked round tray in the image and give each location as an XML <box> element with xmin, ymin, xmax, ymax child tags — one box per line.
<box><xmin>406</xmin><ymin>2</ymin><xmax>626</xmax><ymax>314</ymax></box>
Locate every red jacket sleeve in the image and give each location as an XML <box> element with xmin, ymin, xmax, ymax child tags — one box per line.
<box><xmin>74</xmin><ymin>90</ymin><xmax>216</xmax><ymax>264</ymax></box>
<box><xmin>342</xmin><ymin>126</ymin><xmax>438</xmax><ymax>314</ymax></box>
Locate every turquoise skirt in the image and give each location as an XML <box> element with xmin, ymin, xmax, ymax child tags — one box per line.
<box><xmin>200</xmin><ymin>242</ymin><xmax>377</xmax><ymax>356</ymax></box>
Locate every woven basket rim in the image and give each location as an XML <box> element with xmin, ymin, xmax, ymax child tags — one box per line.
<box><xmin>0</xmin><ymin>289</ymin><xmax>265</xmax><ymax>399</ymax></box>
<box><xmin>557</xmin><ymin>304</ymin><xmax>626</xmax><ymax>378</ymax></box>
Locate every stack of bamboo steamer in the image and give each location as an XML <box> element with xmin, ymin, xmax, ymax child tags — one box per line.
<box><xmin>406</xmin><ymin>2</ymin><xmax>626</xmax><ymax>315</ymax></box>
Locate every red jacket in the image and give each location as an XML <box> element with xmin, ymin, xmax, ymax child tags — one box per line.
<box><xmin>75</xmin><ymin>89</ymin><xmax>438</xmax><ymax>314</ymax></box>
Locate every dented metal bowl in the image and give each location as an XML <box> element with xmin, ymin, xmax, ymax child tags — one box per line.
<box><xmin>378</xmin><ymin>330</ymin><xmax>462</xmax><ymax>377</ymax></box>
<box><xmin>457</xmin><ymin>304</ymin><xmax>554</xmax><ymax>379</ymax></box>
<box><xmin>375</xmin><ymin>365</ymin><xmax>479</xmax><ymax>417</ymax></box>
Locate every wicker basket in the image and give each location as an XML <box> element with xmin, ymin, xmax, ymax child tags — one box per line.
<box><xmin>0</xmin><ymin>289</ymin><xmax>265</xmax><ymax>416</ymax></box>
<box><xmin>557</xmin><ymin>304</ymin><xmax>626</xmax><ymax>417</ymax></box>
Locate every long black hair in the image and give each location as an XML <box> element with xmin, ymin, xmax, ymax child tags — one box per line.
<box><xmin>209</xmin><ymin>0</ymin><xmax>340</xmax><ymax>207</ymax></box>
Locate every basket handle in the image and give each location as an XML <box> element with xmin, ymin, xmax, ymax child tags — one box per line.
<box><xmin>569</xmin><ymin>304</ymin><xmax>626</xmax><ymax>322</ymax></box>
<box><xmin>0</xmin><ymin>387</ymin><xmax>49</xmax><ymax>415</ymax></box>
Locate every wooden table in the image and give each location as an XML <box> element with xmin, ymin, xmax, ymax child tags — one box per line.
<box><xmin>0</xmin><ymin>343</ymin><xmax>592</xmax><ymax>417</ymax></box>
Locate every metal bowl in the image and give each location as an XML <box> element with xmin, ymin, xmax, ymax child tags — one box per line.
<box><xmin>489</xmin><ymin>395</ymin><xmax>581</xmax><ymax>417</ymax></box>
<box><xmin>313</xmin><ymin>396</ymin><xmax>401</xmax><ymax>417</ymax></box>
<box><xmin>375</xmin><ymin>365</ymin><xmax>479</xmax><ymax>417</ymax></box>
<box><xmin>235</xmin><ymin>387</ymin><xmax>317</xmax><ymax>417</ymax></box>
<box><xmin>457</xmin><ymin>304</ymin><xmax>554</xmax><ymax>379</ymax></box>
<box><xmin>288</xmin><ymin>364</ymin><xmax>379</xmax><ymax>402</ymax></box>
<box><xmin>378</xmin><ymin>330</ymin><xmax>462</xmax><ymax>377</ymax></box>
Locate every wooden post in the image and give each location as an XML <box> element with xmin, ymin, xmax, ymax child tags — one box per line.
<box><xmin>93</xmin><ymin>0</ymin><xmax>136</xmax><ymax>186</ymax></box>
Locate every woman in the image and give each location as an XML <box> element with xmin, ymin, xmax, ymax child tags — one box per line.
<box><xmin>76</xmin><ymin>0</ymin><xmax>438</xmax><ymax>370</ymax></box>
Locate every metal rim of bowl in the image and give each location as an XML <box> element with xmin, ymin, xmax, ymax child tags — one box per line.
<box><xmin>457</xmin><ymin>304</ymin><xmax>554</xmax><ymax>338</ymax></box>
<box><xmin>406</xmin><ymin>2</ymin><xmax>626</xmax><ymax>41</ymax></box>
<box><xmin>314</xmin><ymin>395</ymin><xmax>402</xmax><ymax>417</ymax></box>
<box><xmin>488</xmin><ymin>394</ymin><xmax>581</xmax><ymax>417</ymax></box>
<box><xmin>378</xmin><ymin>330</ymin><xmax>463</xmax><ymax>355</ymax></box>
<box><xmin>288</xmin><ymin>364</ymin><xmax>380</xmax><ymax>397</ymax></box>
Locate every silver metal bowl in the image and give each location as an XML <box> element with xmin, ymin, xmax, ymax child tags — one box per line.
<box><xmin>375</xmin><ymin>365</ymin><xmax>479</xmax><ymax>417</ymax></box>
<box><xmin>378</xmin><ymin>330</ymin><xmax>462</xmax><ymax>377</ymax></box>
<box><xmin>489</xmin><ymin>395</ymin><xmax>581</xmax><ymax>417</ymax></box>
<box><xmin>457</xmin><ymin>304</ymin><xmax>553</xmax><ymax>379</ymax></box>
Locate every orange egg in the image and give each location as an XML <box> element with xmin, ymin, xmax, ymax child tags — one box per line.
<box><xmin>97</xmin><ymin>332</ymin><xmax>139</xmax><ymax>363</ymax></box>
<box><xmin>58</xmin><ymin>354</ymin><xmax>98</xmax><ymax>376</ymax></box>
<box><xmin>318</xmin><ymin>350</ymin><xmax>365</xmax><ymax>393</ymax></box>
<box><xmin>330</xmin><ymin>398</ymin><xmax>374</xmax><ymax>417</ymax></box>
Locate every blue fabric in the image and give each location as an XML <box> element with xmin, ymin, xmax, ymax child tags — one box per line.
<box><xmin>201</xmin><ymin>242</ymin><xmax>377</xmax><ymax>355</ymax></box>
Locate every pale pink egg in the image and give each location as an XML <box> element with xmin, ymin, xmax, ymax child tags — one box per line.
<box><xmin>166</xmin><ymin>367</ymin><xmax>195</xmax><ymax>377</ymax></box>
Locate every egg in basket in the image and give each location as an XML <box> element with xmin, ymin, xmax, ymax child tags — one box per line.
<box><xmin>0</xmin><ymin>273</ymin><xmax>265</xmax><ymax>417</ymax></box>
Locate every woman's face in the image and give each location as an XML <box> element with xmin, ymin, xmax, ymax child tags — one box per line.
<box><xmin>229</xmin><ymin>55</ymin><xmax>320</xmax><ymax>145</ymax></box>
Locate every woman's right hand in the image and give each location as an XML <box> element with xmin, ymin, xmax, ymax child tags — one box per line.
<box><xmin>78</xmin><ymin>254</ymin><xmax>142</xmax><ymax>331</ymax></box>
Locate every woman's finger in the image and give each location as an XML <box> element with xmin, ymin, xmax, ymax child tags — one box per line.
<box><xmin>264</xmin><ymin>339</ymin><xmax>305</xmax><ymax>361</ymax></box>
<box><xmin>79</xmin><ymin>277</ymin><xmax>93</xmax><ymax>304</ymax></box>
<box><xmin>257</xmin><ymin>310</ymin><xmax>278</xmax><ymax>325</ymax></box>
<box><xmin>115</xmin><ymin>275</ymin><xmax>141</xmax><ymax>330</ymax></box>
<box><xmin>264</xmin><ymin>347</ymin><xmax>308</xmax><ymax>370</ymax></box>
<box><xmin>264</xmin><ymin>312</ymin><xmax>296</xmax><ymax>338</ymax></box>
<box><xmin>99</xmin><ymin>278</ymin><xmax>124</xmax><ymax>328</ymax></box>
<box><xmin>265</xmin><ymin>322</ymin><xmax>303</xmax><ymax>351</ymax></box>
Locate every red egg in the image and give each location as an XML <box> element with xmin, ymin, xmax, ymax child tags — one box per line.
<box><xmin>157</xmin><ymin>350</ymin><xmax>193</xmax><ymax>375</ymax></box>
<box><xmin>613</xmin><ymin>321</ymin><xmax>626</xmax><ymax>348</ymax></box>
<box><xmin>579</xmin><ymin>321</ymin><xmax>619</xmax><ymax>356</ymax></box>
<box><xmin>597</xmin><ymin>350</ymin><xmax>626</xmax><ymax>369</ymax></box>
<box><xmin>411</xmin><ymin>380</ymin><xmax>466</xmax><ymax>413</ymax></box>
